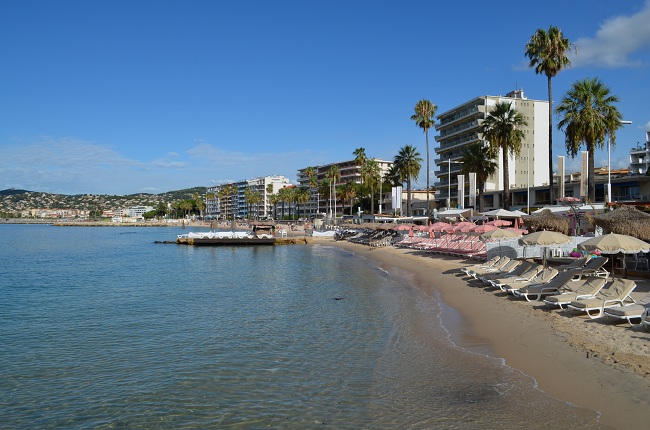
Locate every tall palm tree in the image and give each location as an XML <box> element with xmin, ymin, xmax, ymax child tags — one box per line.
<box><xmin>525</xmin><ymin>26</ymin><xmax>573</xmax><ymax>204</ymax></box>
<box><xmin>278</xmin><ymin>187</ymin><xmax>292</xmax><ymax>220</ymax></box>
<box><xmin>459</xmin><ymin>143</ymin><xmax>498</xmax><ymax>212</ymax></box>
<box><xmin>481</xmin><ymin>101</ymin><xmax>527</xmax><ymax>209</ymax></box>
<box><xmin>326</xmin><ymin>165</ymin><xmax>341</xmax><ymax>220</ymax></box>
<box><xmin>303</xmin><ymin>166</ymin><xmax>317</xmax><ymax>217</ymax></box>
<box><xmin>296</xmin><ymin>188</ymin><xmax>310</xmax><ymax>219</ymax></box>
<box><xmin>411</xmin><ymin>99</ymin><xmax>437</xmax><ymax>214</ymax></box>
<box><xmin>268</xmin><ymin>193</ymin><xmax>279</xmax><ymax>220</ymax></box>
<box><xmin>338</xmin><ymin>182</ymin><xmax>356</xmax><ymax>216</ymax></box>
<box><xmin>362</xmin><ymin>159</ymin><xmax>380</xmax><ymax>215</ymax></box>
<box><xmin>556</xmin><ymin>77</ymin><xmax>622</xmax><ymax>202</ymax></box>
<box><xmin>393</xmin><ymin>145</ymin><xmax>422</xmax><ymax>217</ymax></box>
<box><xmin>353</xmin><ymin>147</ymin><xmax>367</xmax><ymax>208</ymax></box>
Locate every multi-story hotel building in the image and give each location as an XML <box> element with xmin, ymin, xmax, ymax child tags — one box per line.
<box><xmin>629</xmin><ymin>131</ymin><xmax>650</xmax><ymax>176</ymax></box>
<box><xmin>434</xmin><ymin>89</ymin><xmax>550</xmax><ymax>209</ymax></box>
<box><xmin>206</xmin><ymin>175</ymin><xmax>291</xmax><ymax>219</ymax></box>
<box><xmin>297</xmin><ymin>158</ymin><xmax>393</xmax><ymax>216</ymax></box>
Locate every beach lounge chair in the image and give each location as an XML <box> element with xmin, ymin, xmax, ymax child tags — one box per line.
<box><xmin>479</xmin><ymin>261</ymin><xmax>531</xmax><ymax>284</ymax></box>
<box><xmin>603</xmin><ymin>299</ymin><xmax>650</xmax><ymax>326</ymax></box>
<box><xmin>512</xmin><ymin>269</ymin><xmax>582</xmax><ymax>301</ymax></box>
<box><xmin>488</xmin><ymin>263</ymin><xmax>543</xmax><ymax>289</ymax></box>
<box><xmin>460</xmin><ymin>256</ymin><xmax>500</xmax><ymax>275</ymax></box>
<box><xmin>542</xmin><ymin>277</ymin><xmax>607</xmax><ymax>309</ymax></box>
<box><xmin>554</xmin><ymin>256</ymin><xmax>590</xmax><ymax>272</ymax></box>
<box><xmin>567</xmin><ymin>279</ymin><xmax>637</xmax><ymax>319</ymax></box>
<box><xmin>573</xmin><ymin>256</ymin><xmax>609</xmax><ymax>279</ymax></box>
<box><xmin>466</xmin><ymin>257</ymin><xmax>512</xmax><ymax>278</ymax></box>
<box><xmin>475</xmin><ymin>259</ymin><xmax>522</xmax><ymax>283</ymax></box>
<box><xmin>633</xmin><ymin>308</ymin><xmax>650</xmax><ymax>331</ymax></box>
<box><xmin>500</xmin><ymin>267</ymin><xmax>559</xmax><ymax>294</ymax></box>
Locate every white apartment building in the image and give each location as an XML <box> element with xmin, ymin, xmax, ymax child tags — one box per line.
<box><xmin>297</xmin><ymin>158</ymin><xmax>393</xmax><ymax>216</ymax></box>
<box><xmin>434</xmin><ymin>89</ymin><xmax>550</xmax><ymax>209</ymax></box>
<box><xmin>629</xmin><ymin>131</ymin><xmax>650</xmax><ymax>175</ymax></box>
<box><xmin>206</xmin><ymin>175</ymin><xmax>291</xmax><ymax>219</ymax></box>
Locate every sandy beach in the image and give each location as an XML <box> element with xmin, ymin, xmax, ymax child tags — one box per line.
<box><xmin>318</xmin><ymin>237</ymin><xmax>650</xmax><ymax>429</ymax></box>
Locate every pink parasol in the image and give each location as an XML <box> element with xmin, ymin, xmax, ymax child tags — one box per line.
<box><xmin>429</xmin><ymin>222</ymin><xmax>450</xmax><ymax>231</ymax></box>
<box><xmin>471</xmin><ymin>224</ymin><xmax>498</xmax><ymax>234</ymax></box>
<box><xmin>487</xmin><ymin>219</ymin><xmax>512</xmax><ymax>227</ymax></box>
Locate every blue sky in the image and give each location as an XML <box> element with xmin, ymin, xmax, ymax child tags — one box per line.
<box><xmin>1</xmin><ymin>0</ymin><xmax>649</xmax><ymax>195</ymax></box>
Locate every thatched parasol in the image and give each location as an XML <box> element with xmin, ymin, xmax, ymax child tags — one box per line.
<box><xmin>590</xmin><ymin>205</ymin><xmax>650</xmax><ymax>242</ymax></box>
<box><xmin>524</xmin><ymin>209</ymin><xmax>570</xmax><ymax>235</ymax></box>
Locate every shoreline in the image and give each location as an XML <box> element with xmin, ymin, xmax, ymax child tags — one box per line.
<box><xmin>324</xmin><ymin>238</ymin><xmax>650</xmax><ymax>429</ymax></box>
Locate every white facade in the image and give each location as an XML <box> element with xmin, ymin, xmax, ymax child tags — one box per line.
<box><xmin>434</xmin><ymin>89</ymin><xmax>549</xmax><ymax>209</ymax></box>
<box><xmin>206</xmin><ymin>175</ymin><xmax>290</xmax><ymax>219</ymax></box>
<box><xmin>125</xmin><ymin>205</ymin><xmax>154</xmax><ymax>218</ymax></box>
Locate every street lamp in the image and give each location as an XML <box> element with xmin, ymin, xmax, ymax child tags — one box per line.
<box><xmin>447</xmin><ymin>158</ymin><xmax>463</xmax><ymax>209</ymax></box>
<box><xmin>607</xmin><ymin>120</ymin><xmax>632</xmax><ymax>204</ymax></box>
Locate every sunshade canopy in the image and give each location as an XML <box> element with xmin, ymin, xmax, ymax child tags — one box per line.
<box><xmin>521</xmin><ymin>230</ymin><xmax>571</xmax><ymax>246</ymax></box>
<box><xmin>578</xmin><ymin>233</ymin><xmax>650</xmax><ymax>254</ymax></box>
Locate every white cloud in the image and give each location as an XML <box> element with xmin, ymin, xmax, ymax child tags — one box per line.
<box><xmin>570</xmin><ymin>1</ymin><xmax>650</xmax><ymax>68</ymax></box>
<box><xmin>641</xmin><ymin>120</ymin><xmax>650</xmax><ymax>131</ymax></box>
<box><xmin>0</xmin><ymin>137</ymin><xmax>326</xmax><ymax>195</ymax></box>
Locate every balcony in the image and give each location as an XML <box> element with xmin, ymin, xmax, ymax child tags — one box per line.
<box><xmin>435</xmin><ymin>134</ymin><xmax>481</xmax><ymax>153</ymax></box>
<box><xmin>438</xmin><ymin>119</ymin><xmax>481</xmax><ymax>139</ymax></box>
<box><xmin>437</xmin><ymin>105</ymin><xmax>482</xmax><ymax>128</ymax></box>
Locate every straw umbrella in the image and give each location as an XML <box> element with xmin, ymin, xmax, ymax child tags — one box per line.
<box><xmin>591</xmin><ymin>205</ymin><xmax>650</xmax><ymax>242</ymax></box>
<box><xmin>578</xmin><ymin>233</ymin><xmax>650</xmax><ymax>278</ymax></box>
<box><xmin>521</xmin><ymin>230</ymin><xmax>572</xmax><ymax>267</ymax></box>
<box><xmin>524</xmin><ymin>209</ymin><xmax>570</xmax><ymax>235</ymax></box>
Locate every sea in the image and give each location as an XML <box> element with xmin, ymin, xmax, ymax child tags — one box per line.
<box><xmin>0</xmin><ymin>224</ymin><xmax>607</xmax><ymax>429</ymax></box>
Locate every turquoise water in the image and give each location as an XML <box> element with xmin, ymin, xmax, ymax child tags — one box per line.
<box><xmin>0</xmin><ymin>224</ymin><xmax>605</xmax><ymax>429</ymax></box>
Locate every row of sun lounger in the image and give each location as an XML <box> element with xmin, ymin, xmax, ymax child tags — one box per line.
<box><xmin>459</xmin><ymin>256</ymin><xmax>650</xmax><ymax>328</ymax></box>
<box><xmin>395</xmin><ymin>235</ymin><xmax>487</xmax><ymax>259</ymax></box>
<box><xmin>345</xmin><ymin>229</ymin><xmax>399</xmax><ymax>247</ymax></box>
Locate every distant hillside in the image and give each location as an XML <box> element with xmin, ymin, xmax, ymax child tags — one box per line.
<box><xmin>0</xmin><ymin>187</ymin><xmax>208</xmax><ymax>213</ymax></box>
<box><xmin>0</xmin><ymin>188</ymin><xmax>31</xmax><ymax>196</ymax></box>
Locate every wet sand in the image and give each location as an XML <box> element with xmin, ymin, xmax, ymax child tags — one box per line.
<box><xmin>322</xmin><ymin>238</ymin><xmax>650</xmax><ymax>429</ymax></box>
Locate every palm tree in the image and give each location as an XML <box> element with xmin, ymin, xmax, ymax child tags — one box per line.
<box><xmin>362</xmin><ymin>159</ymin><xmax>380</xmax><ymax>215</ymax></box>
<box><xmin>295</xmin><ymin>188</ymin><xmax>310</xmax><ymax>219</ymax></box>
<box><xmin>384</xmin><ymin>163</ymin><xmax>402</xmax><ymax>187</ymax></box>
<box><xmin>326</xmin><ymin>165</ymin><xmax>341</xmax><ymax>220</ymax></box>
<box><xmin>244</xmin><ymin>188</ymin><xmax>262</xmax><ymax>219</ymax></box>
<box><xmin>556</xmin><ymin>77</ymin><xmax>622</xmax><ymax>202</ymax></box>
<box><xmin>353</xmin><ymin>148</ymin><xmax>367</xmax><ymax>208</ymax></box>
<box><xmin>277</xmin><ymin>187</ymin><xmax>292</xmax><ymax>220</ymax></box>
<box><xmin>338</xmin><ymin>182</ymin><xmax>357</xmax><ymax>216</ymax></box>
<box><xmin>481</xmin><ymin>101</ymin><xmax>527</xmax><ymax>209</ymax></box>
<box><xmin>193</xmin><ymin>192</ymin><xmax>206</xmax><ymax>219</ymax></box>
<box><xmin>303</xmin><ymin>166</ymin><xmax>317</xmax><ymax>216</ymax></box>
<box><xmin>268</xmin><ymin>193</ymin><xmax>280</xmax><ymax>220</ymax></box>
<box><xmin>525</xmin><ymin>26</ymin><xmax>573</xmax><ymax>204</ymax></box>
<box><xmin>411</xmin><ymin>99</ymin><xmax>437</xmax><ymax>214</ymax></box>
<box><xmin>393</xmin><ymin>145</ymin><xmax>422</xmax><ymax>216</ymax></box>
<box><xmin>459</xmin><ymin>143</ymin><xmax>498</xmax><ymax>212</ymax></box>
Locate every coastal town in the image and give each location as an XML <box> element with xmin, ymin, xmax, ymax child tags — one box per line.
<box><xmin>4</xmin><ymin>2</ymin><xmax>650</xmax><ymax>429</ymax></box>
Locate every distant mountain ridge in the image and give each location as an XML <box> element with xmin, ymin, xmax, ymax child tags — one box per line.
<box><xmin>0</xmin><ymin>187</ymin><xmax>207</xmax><ymax>213</ymax></box>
